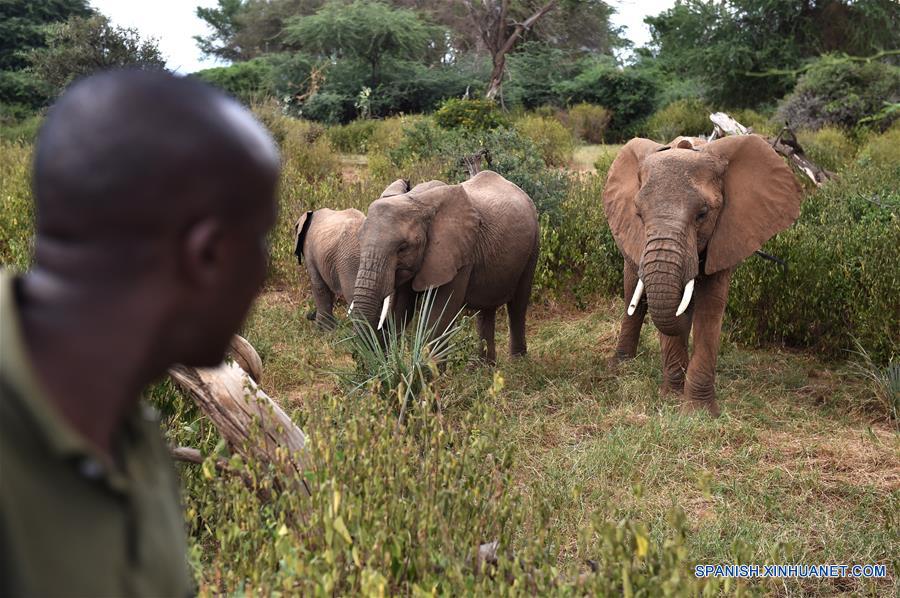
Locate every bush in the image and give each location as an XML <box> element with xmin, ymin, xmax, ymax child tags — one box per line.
<box><xmin>776</xmin><ymin>56</ymin><xmax>900</xmax><ymax>131</ymax></box>
<box><xmin>326</xmin><ymin>119</ymin><xmax>379</xmax><ymax>154</ymax></box>
<box><xmin>513</xmin><ymin>115</ymin><xmax>574</xmax><ymax>167</ymax></box>
<box><xmin>193</xmin><ymin>58</ymin><xmax>276</xmax><ymax>104</ymax></box>
<box><xmin>727</xmin><ymin>108</ymin><xmax>777</xmax><ymax>137</ymax></box>
<box><xmin>434</xmin><ymin>98</ymin><xmax>508</xmax><ymax>131</ymax></box>
<box><xmin>563</xmin><ymin>103</ymin><xmax>611</xmax><ymax>143</ymax></box>
<box><xmin>796</xmin><ymin>126</ymin><xmax>859</xmax><ymax>173</ymax></box>
<box><xmin>0</xmin><ymin>142</ymin><xmax>34</xmax><ymax>270</ymax></box>
<box><xmin>728</xmin><ymin>157</ymin><xmax>900</xmax><ymax>364</ymax></box>
<box><xmin>857</xmin><ymin>122</ymin><xmax>900</xmax><ymax>168</ymax></box>
<box><xmin>642</xmin><ymin>98</ymin><xmax>712</xmax><ymax>143</ymax></box>
<box><xmin>383</xmin><ymin>120</ymin><xmax>570</xmax><ymax>222</ymax></box>
<box><xmin>553</xmin><ymin>59</ymin><xmax>658</xmax><ymax>141</ymax></box>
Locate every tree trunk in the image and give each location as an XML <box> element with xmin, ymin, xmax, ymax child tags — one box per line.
<box><xmin>168</xmin><ymin>357</ymin><xmax>311</xmax><ymax>496</ymax></box>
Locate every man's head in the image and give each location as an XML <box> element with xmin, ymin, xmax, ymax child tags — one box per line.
<box><xmin>32</xmin><ymin>69</ymin><xmax>281</xmax><ymax>367</ymax></box>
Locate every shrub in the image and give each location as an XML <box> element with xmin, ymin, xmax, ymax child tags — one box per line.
<box><xmin>728</xmin><ymin>158</ymin><xmax>900</xmax><ymax>364</ymax></box>
<box><xmin>553</xmin><ymin>59</ymin><xmax>658</xmax><ymax>141</ymax></box>
<box><xmin>326</xmin><ymin>119</ymin><xmax>379</xmax><ymax>153</ymax></box>
<box><xmin>0</xmin><ymin>141</ymin><xmax>34</xmax><ymax>270</ymax></box>
<box><xmin>776</xmin><ymin>55</ymin><xmax>900</xmax><ymax>131</ymax></box>
<box><xmin>796</xmin><ymin>126</ymin><xmax>859</xmax><ymax>173</ymax></box>
<box><xmin>857</xmin><ymin>121</ymin><xmax>900</xmax><ymax>168</ymax></box>
<box><xmin>513</xmin><ymin>115</ymin><xmax>574</xmax><ymax>167</ymax></box>
<box><xmin>193</xmin><ymin>58</ymin><xmax>276</xmax><ymax>104</ymax></box>
<box><xmin>563</xmin><ymin>103</ymin><xmax>611</xmax><ymax>143</ymax></box>
<box><xmin>433</xmin><ymin>98</ymin><xmax>508</xmax><ymax>131</ymax></box>
<box><xmin>727</xmin><ymin>108</ymin><xmax>777</xmax><ymax>136</ymax></box>
<box><xmin>642</xmin><ymin>98</ymin><xmax>712</xmax><ymax>143</ymax></box>
<box><xmin>592</xmin><ymin>147</ymin><xmax>618</xmax><ymax>178</ymax></box>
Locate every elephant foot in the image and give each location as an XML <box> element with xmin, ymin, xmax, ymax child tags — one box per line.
<box><xmin>605</xmin><ymin>350</ymin><xmax>634</xmax><ymax>371</ymax></box>
<box><xmin>660</xmin><ymin>380</ymin><xmax>684</xmax><ymax>397</ymax></box>
<box><xmin>680</xmin><ymin>397</ymin><xmax>721</xmax><ymax>418</ymax></box>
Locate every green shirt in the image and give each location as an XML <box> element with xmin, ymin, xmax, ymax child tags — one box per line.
<box><xmin>0</xmin><ymin>271</ymin><xmax>194</xmax><ymax>597</ymax></box>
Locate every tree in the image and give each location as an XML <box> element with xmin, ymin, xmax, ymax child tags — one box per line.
<box><xmin>461</xmin><ymin>0</ymin><xmax>558</xmax><ymax>101</ymax></box>
<box><xmin>282</xmin><ymin>1</ymin><xmax>446</xmax><ymax>88</ymax></box>
<box><xmin>0</xmin><ymin>0</ymin><xmax>93</xmax><ymax>109</ymax></box>
<box><xmin>29</xmin><ymin>15</ymin><xmax>165</xmax><ymax>97</ymax></box>
<box><xmin>644</xmin><ymin>0</ymin><xmax>900</xmax><ymax>108</ymax></box>
<box><xmin>195</xmin><ymin>0</ymin><xmax>324</xmax><ymax>61</ymax></box>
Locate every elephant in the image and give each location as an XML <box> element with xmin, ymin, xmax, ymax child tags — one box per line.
<box><xmin>293</xmin><ymin>179</ymin><xmax>409</xmax><ymax>328</ymax></box>
<box><xmin>351</xmin><ymin>170</ymin><xmax>539</xmax><ymax>362</ymax></box>
<box><xmin>603</xmin><ymin>134</ymin><xmax>803</xmax><ymax>416</ymax></box>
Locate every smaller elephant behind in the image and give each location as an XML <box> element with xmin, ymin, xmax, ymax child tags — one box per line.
<box><xmin>293</xmin><ymin>180</ymin><xmax>409</xmax><ymax>328</ymax></box>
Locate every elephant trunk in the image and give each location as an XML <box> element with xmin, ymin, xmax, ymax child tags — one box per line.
<box><xmin>352</xmin><ymin>250</ymin><xmax>395</xmax><ymax>332</ymax></box>
<box><xmin>641</xmin><ymin>233</ymin><xmax>695</xmax><ymax>336</ymax></box>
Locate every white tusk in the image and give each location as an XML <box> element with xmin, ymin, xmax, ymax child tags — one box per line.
<box><xmin>675</xmin><ymin>279</ymin><xmax>695</xmax><ymax>317</ymax></box>
<box><xmin>377</xmin><ymin>294</ymin><xmax>392</xmax><ymax>330</ymax></box>
<box><xmin>347</xmin><ymin>300</ymin><xmax>354</xmax><ymax>315</ymax></box>
<box><xmin>627</xmin><ymin>279</ymin><xmax>644</xmax><ymax>316</ymax></box>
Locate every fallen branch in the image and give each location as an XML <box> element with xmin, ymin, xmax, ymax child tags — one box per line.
<box><xmin>168</xmin><ymin>353</ymin><xmax>311</xmax><ymax>496</ymax></box>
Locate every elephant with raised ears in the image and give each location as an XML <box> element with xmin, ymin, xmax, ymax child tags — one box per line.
<box><xmin>603</xmin><ymin>134</ymin><xmax>803</xmax><ymax>416</ymax></box>
<box><xmin>352</xmin><ymin>170</ymin><xmax>540</xmax><ymax>362</ymax></box>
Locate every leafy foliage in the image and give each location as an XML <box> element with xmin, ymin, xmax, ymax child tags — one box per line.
<box><xmin>513</xmin><ymin>114</ymin><xmax>574</xmax><ymax>167</ymax></box>
<box><xmin>796</xmin><ymin>126</ymin><xmax>859</xmax><ymax>173</ymax></box>
<box><xmin>563</xmin><ymin>102</ymin><xmax>612</xmax><ymax>143</ymax></box>
<box><xmin>28</xmin><ymin>15</ymin><xmax>165</xmax><ymax>98</ymax></box>
<box><xmin>0</xmin><ymin>141</ymin><xmax>34</xmax><ymax>270</ymax></box>
<box><xmin>433</xmin><ymin>98</ymin><xmax>508</xmax><ymax>131</ymax></box>
<box><xmin>776</xmin><ymin>55</ymin><xmax>900</xmax><ymax>131</ymax></box>
<box><xmin>642</xmin><ymin>98</ymin><xmax>712</xmax><ymax>142</ymax></box>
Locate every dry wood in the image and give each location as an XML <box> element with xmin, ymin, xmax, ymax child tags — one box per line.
<box><xmin>168</xmin><ymin>360</ymin><xmax>311</xmax><ymax>496</ymax></box>
<box><xmin>708</xmin><ymin>112</ymin><xmax>834</xmax><ymax>187</ymax></box>
<box><xmin>227</xmin><ymin>334</ymin><xmax>263</xmax><ymax>383</ymax></box>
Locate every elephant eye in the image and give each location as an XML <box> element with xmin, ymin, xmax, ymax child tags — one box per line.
<box><xmin>697</xmin><ymin>206</ymin><xmax>709</xmax><ymax>221</ymax></box>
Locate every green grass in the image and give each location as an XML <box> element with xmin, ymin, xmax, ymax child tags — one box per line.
<box><xmin>570</xmin><ymin>143</ymin><xmax>623</xmax><ymax>172</ymax></box>
<box><xmin>220</xmin><ymin>284</ymin><xmax>899</xmax><ymax>595</ymax></box>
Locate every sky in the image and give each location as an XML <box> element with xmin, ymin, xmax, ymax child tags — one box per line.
<box><xmin>89</xmin><ymin>0</ymin><xmax>679</xmax><ymax>74</ymax></box>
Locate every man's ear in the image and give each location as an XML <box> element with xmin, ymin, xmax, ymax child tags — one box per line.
<box><xmin>182</xmin><ymin>218</ymin><xmax>224</xmax><ymax>286</ymax></box>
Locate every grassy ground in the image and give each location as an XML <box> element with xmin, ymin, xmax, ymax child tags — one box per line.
<box><xmin>240</xmin><ymin>277</ymin><xmax>899</xmax><ymax>595</ymax></box>
<box><xmin>570</xmin><ymin>144</ymin><xmax>622</xmax><ymax>172</ymax></box>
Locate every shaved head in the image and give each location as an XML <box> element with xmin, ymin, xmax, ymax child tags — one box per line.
<box><xmin>25</xmin><ymin>69</ymin><xmax>283</xmax><ymax>369</ymax></box>
<box><xmin>34</xmin><ymin>69</ymin><xmax>280</xmax><ymax>239</ymax></box>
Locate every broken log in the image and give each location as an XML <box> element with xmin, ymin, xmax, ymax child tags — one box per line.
<box><xmin>708</xmin><ymin>112</ymin><xmax>835</xmax><ymax>187</ymax></box>
<box><xmin>168</xmin><ymin>360</ymin><xmax>311</xmax><ymax>496</ymax></box>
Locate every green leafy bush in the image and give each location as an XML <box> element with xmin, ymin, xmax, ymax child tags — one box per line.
<box><xmin>553</xmin><ymin>59</ymin><xmax>658</xmax><ymax>141</ymax></box>
<box><xmin>326</xmin><ymin>119</ymin><xmax>379</xmax><ymax>154</ymax></box>
<box><xmin>776</xmin><ymin>56</ymin><xmax>900</xmax><ymax>131</ymax></box>
<box><xmin>728</xmin><ymin>158</ymin><xmax>899</xmax><ymax>364</ymax></box>
<box><xmin>727</xmin><ymin>108</ymin><xmax>777</xmax><ymax>136</ymax></box>
<box><xmin>513</xmin><ymin>114</ymin><xmax>574</xmax><ymax>167</ymax></box>
<box><xmin>563</xmin><ymin>103</ymin><xmax>611</xmax><ymax>143</ymax></box>
<box><xmin>642</xmin><ymin>98</ymin><xmax>712</xmax><ymax>143</ymax></box>
<box><xmin>193</xmin><ymin>58</ymin><xmax>276</xmax><ymax>104</ymax></box>
<box><xmin>857</xmin><ymin>122</ymin><xmax>900</xmax><ymax>167</ymax></box>
<box><xmin>0</xmin><ymin>141</ymin><xmax>33</xmax><ymax>270</ymax></box>
<box><xmin>796</xmin><ymin>126</ymin><xmax>859</xmax><ymax>173</ymax></box>
<box><xmin>433</xmin><ymin>98</ymin><xmax>508</xmax><ymax>131</ymax></box>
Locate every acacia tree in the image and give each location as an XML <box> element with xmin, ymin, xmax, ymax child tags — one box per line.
<box><xmin>462</xmin><ymin>0</ymin><xmax>558</xmax><ymax>101</ymax></box>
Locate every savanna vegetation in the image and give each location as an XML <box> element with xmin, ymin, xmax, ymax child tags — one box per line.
<box><xmin>1</xmin><ymin>0</ymin><xmax>898</xmax><ymax>594</ymax></box>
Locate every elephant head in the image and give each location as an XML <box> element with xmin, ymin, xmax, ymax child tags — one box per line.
<box><xmin>603</xmin><ymin>134</ymin><xmax>802</xmax><ymax>336</ymax></box>
<box><xmin>352</xmin><ymin>179</ymin><xmax>479</xmax><ymax>330</ymax></box>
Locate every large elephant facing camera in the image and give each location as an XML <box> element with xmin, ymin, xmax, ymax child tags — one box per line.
<box><xmin>603</xmin><ymin>134</ymin><xmax>803</xmax><ymax>416</ymax></box>
<box><xmin>352</xmin><ymin>170</ymin><xmax>539</xmax><ymax>361</ymax></box>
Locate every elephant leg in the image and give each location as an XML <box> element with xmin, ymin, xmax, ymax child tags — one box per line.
<box><xmin>426</xmin><ymin>268</ymin><xmax>471</xmax><ymax>340</ymax></box>
<box><xmin>309</xmin><ymin>266</ymin><xmax>336</xmax><ymax>330</ymax></box>
<box><xmin>476</xmin><ymin>308</ymin><xmax>497</xmax><ymax>363</ymax></box>
<box><xmin>682</xmin><ymin>270</ymin><xmax>732</xmax><ymax>417</ymax></box>
<box><xmin>506</xmin><ymin>249</ymin><xmax>536</xmax><ymax>357</ymax></box>
<box><xmin>608</xmin><ymin>260</ymin><xmax>647</xmax><ymax>369</ymax></box>
<box><xmin>659</xmin><ymin>327</ymin><xmax>689</xmax><ymax>395</ymax></box>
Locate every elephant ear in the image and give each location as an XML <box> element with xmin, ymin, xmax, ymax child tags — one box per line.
<box><xmin>411</xmin><ymin>185</ymin><xmax>479</xmax><ymax>292</ymax></box>
<box><xmin>602</xmin><ymin>138</ymin><xmax>666</xmax><ymax>265</ymax></box>
<box><xmin>703</xmin><ymin>135</ymin><xmax>802</xmax><ymax>274</ymax></box>
<box><xmin>380</xmin><ymin>178</ymin><xmax>409</xmax><ymax>198</ymax></box>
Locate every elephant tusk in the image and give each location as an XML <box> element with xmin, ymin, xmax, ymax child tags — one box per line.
<box><xmin>377</xmin><ymin>294</ymin><xmax>392</xmax><ymax>330</ymax></box>
<box><xmin>627</xmin><ymin>279</ymin><xmax>644</xmax><ymax>316</ymax></box>
<box><xmin>347</xmin><ymin>300</ymin><xmax>354</xmax><ymax>315</ymax></box>
<box><xmin>675</xmin><ymin>279</ymin><xmax>695</xmax><ymax>317</ymax></box>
